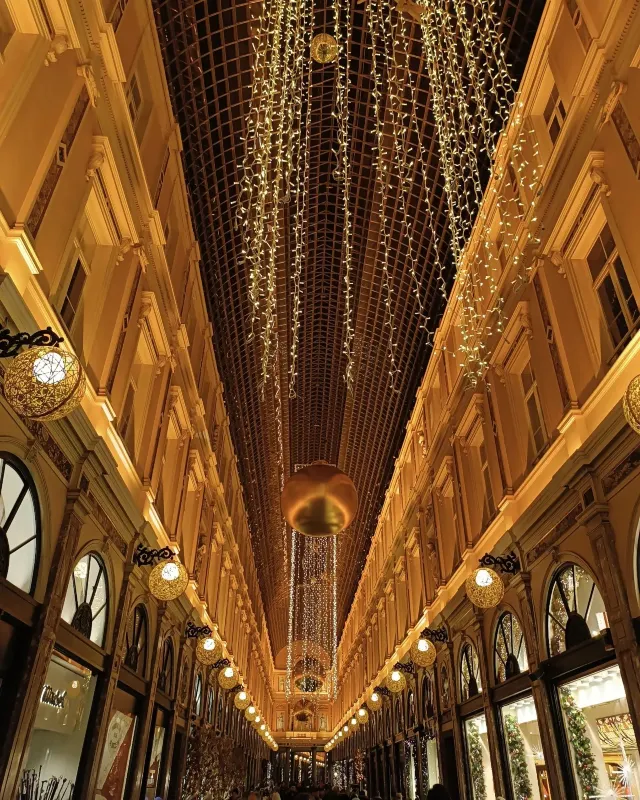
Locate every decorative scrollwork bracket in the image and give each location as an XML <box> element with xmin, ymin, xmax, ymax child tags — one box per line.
<box><xmin>479</xmin><ymin>551</ymin><xmax>520</xmax><ymax>575</ymax></box>
<box><xmin>393</xmin><ymin>661</ymin><xmax>415</xmax><ymax>675</ymax></box>
<box><xmin>373</xmin><ymin>685</ymin><xmax>391</xmax><ymax>698</ymax></box>
<box><xmin>421</xmin><ymin>626</ymin><xmax>448</xmax><ymax>643</ymax></box>
<box><xmin>132</xmin><ymin>544</ymin><xmax>175</xmax><ymax>567</ymax></box>
<box><xmin>0</xmin><ymin>327</ymin><xmax>64</xmax><ymax>358</ymax></box>
<box><xmin>211</xmin><ymin>658</ymin><xmax>231</xmax><ymax>670</ymax></box>
<box><xmin>185</xmin><ymin>621</ymin><xmax>212</xmax><ymax>639</ymax></box>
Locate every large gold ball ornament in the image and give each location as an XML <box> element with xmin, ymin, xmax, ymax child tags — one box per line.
<box><xmin>310</xmin><ymin>33</ymin><xmax>338</xmax><ymax>64</ymax></box>
<box><xmin>357</xmin><ymin>707</ymin><xmax>369</xmax><ymax>724</ymax></box>
<box><xmin>234</xmin><ymin>689</ymin><xmax>251</xmax><ymax>710</ymax></box>
<box><xmin>5</xmin><ymin>346</ymin><xmax>85</xmax><ymax>421</ymax></box>
<box><xmin>148</xmin><ymin>559</ymin><xmax>188</xmax><ymax>601</ymax></box>
<box><xmin>196</xmin><ymin>635</ymin><xmax>222</xmax><ymax>665</ymax></box>
<box><xmin>218</xmin><ymin>664</ymin><xmax>239</xmax><ymax>689</ymax></box>
<box><xmin>245</xmin><ymin>704</ymin><xmax>257</xmax><ymax>721</ymax></box>
<box><xmin>281</xmin><ymin>461</ymin><xmax>358</xmax><ymax>536</ymax></box>
<box><xmin>465</xmin><ymin>567</ymin><xmax>505</xmax><ymax>609</ymax></box>
<box><xmin>367</xmin><ymin>691</ymin><xmax>382</xmax><ymax>712</ymax></box>
<box><xmin>623</xmin><ymin>375</ymin><xmax>640</xmax><ymax>433</ymax></box>
<box><xmin>386</xmin><ymin>669</ymin><xmax>407</xmax><ymax>693</ymax></box>
<box><xmin>410</xmin><ymin>637</ymin><xmax>437</xmax><ymax>668</ymax></box>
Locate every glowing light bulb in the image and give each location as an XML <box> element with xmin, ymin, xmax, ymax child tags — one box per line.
<box><xmin>203</xmin><ymin>638</ymin><xmax>216</xmax><ymax>651</ymax></box>
<box><xmin>224</xmin><ymin>667</ymin><xmax>234</xmax><ymax>678</ymax></box>
<box><xmin>351</xmin><ymin>717</ymin><xmax>357</xmax><ymax>726</ymax></box>
<box><xmin>260</xmin><ymin>723</ymin><xmax>266</xmax><ymax>730</ymax></box>
<box><xmin>475</xmin><ymin>569</ymin><xmax>493</xmax><ymax>587</ymax></box>
<box><xmin>33</xmin><ymin>350</ymin><xmax>66</xmax><ymax>385</ymax></box>
<box><xmin>418</xmin><ymin>639</ymin><xmax>429</xmax><ymax>652</ymax></box>
<box><xmin>391</xmin><ymin>670</ymin><xmax>401</xmax><ymax>682</ymax></box>
<box><xmin>248</xmin><ymin>705</ymin><xmax>255</xmax><ymax>714</ymax></box>
<box><xmin>238</xmin><ymin>691</ymin><xmax>247</xmax><ymax>701</ymax></box>
<box><xmin>371</xmin><ymin>692</ymin><xmax>379</xmax><ymax>702</ymax></box>
<box><xmin>358</xmin><ymin>709</ymin><xmax>365</xmax><ymax>717</ymax></box>
<box><xmin>255</xmin><ymin>715</ymin><xmax>261</xmax><ymax>723</ymax></box>
<box><xmin>343</xmin><ymin>725</ymin><xmax>348</xmax><ymax>732</ymax></box>
<box><xmin>161</xmin><ymin>562</ymin><xmax>180</xmax><ymax>581</ymax></box>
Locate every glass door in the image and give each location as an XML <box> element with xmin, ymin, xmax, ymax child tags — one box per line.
<box><xmin>500</xmin><ymin>694</ymin><xmax>549</xmax><ymax>800</ymax></box>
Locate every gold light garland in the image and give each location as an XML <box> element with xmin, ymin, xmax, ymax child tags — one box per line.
<box><xmin>5</xmin><ymin>346</ymin><xmax>85</xmax><ymax>421</ymax></box>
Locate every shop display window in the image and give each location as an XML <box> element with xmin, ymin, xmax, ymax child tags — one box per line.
<box><xmin>464</xmin><ymin>713</ymin><xmax>496</xmax><ymax>800</ymax></box>
<box><xmin>494</xmin><ymin>611</ymin><xmax>528</xmax><ymax>683</ymax></box>
<box><xmin>501</xmin><ymin>695</ymin><xmax>549</xmax><ymax>800</ymax></box>
<box><xmin>559</xmin><ymin>664</ymin><xmax>640</xmax><ymax>800</ymax></box>
<box><xmin>460</xmin><ymin>642</ymin><xmax>482</xmax><ymax>701</ymax></box>
<box><xmin>23</xmin><ymin>650</ymin><xmax>96</xmax><ymax>790</ymax></box>
<box><xmin>96</xmin><ymin>687</ymin><xmax>139</xmax><ymax>800</ymax></box>
<box><xmin>0</xmin><ymin>453</ymin><xmax>40</xmax><ymax>594</ymax></box>
<box><xmin>62</xmin><ymin>553</ymin><xmax>109</xmax><ymax>647</ymax></box>
<box><xmin>145</xmin><ymin>707</ymin><xmax>166</xmax><ymax>800</ymax></box>
<box><xmin>546</xmin><ymin>563</ymin><xmax>607</xmax><ymax>657</ymax></box>
<box><xmin>420</xmin><ymin>731</ymin><xmax>440</xmax><ymax>791</ymax></box>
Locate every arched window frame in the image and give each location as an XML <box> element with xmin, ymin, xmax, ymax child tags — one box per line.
<box><xmin>460</xmin><ymin>641</ymin><xmax>482</xmax><ymax>701</ymax></box>
<box><xmin>0</xmin><ymin>453</ymin><xmax>41</xmax><ymax>595</ymax></box>
<box><xmin>546</xmin><ymin>561</ymin><xmax>605</xmax><ymax>657</ymax></box>
<box><xmin>421</xmin><ymin>673</ymin><xmax>433</xmax><ymax>720</ymax></box>
<box><xmin>440</xmin><ymin>664</ymin><xmax>450</xmax><ymax>709</ymax></box>
<box><xmin>62</xmin><ymin>551</ymin><xmax>109</xmax><ymax>647</ymax></box>
<box><xmin>494</xmin><ymin>610</ymin><xmax>528</xmax><ymax>683</ymax></box>
<box><xmin>124</xmin><ymin>603</ymin><xmax>148</xmax><ymax>676</ymax></box>
<box><xmin>158</xmin><ymin>636</ymin><xmax>174</xmax><ymax>695</ymax></box>
<box><xmin>395</xmin><ymin>695</ymin><xmax>405</xmax><ymax>733</ymax></box>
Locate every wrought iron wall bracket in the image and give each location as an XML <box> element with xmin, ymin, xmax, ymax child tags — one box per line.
<box><xmin>479</xmin><ymin>551</ymin><xmax>520</xmax><ymax>574</ymax></box>
<box><xmin>393</xmin><ymin>661</ymin><xmax>415</xmax><ymax>674</ymax></box>
<box><xmin>133</xmin><ymin>544</ymin><xmax>174</xmax><ymax>567</ymax></box>
<box><xmin>185</xmin><ymin>621</ymin><xmax>212</xmax><ymax>639</ymax></box>
<box><xmin>0</xmin><ymin>327</ymin><xmax>64</xmax><ymax>358</ymax></box>
<box><xmin>211</xmin><ymin>658</ymin><xmax>231</xmax><ymax>670</ymax></box>
<box><xmin>421</xmin><ymin>626</ymin><xmax>448</xmax><ymax>643</ymax></box>
<box><xmin>373</xmin><ymin>685</ymin><xmax>391</xmax><ymax>698</ymax></box>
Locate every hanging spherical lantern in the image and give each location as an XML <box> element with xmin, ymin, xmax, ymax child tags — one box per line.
<box><xmin>367</xmin><ymin>691</ymin><xmax>382</xmax><ymax>712</ymax></box>
<box><xmin>410</xmin><ymin>637</ymin><xmax>437</xmax><ymax>668</ymax></box>
<box><xmin>386</xmin><ymin>669</ymin><xmax>406</xmax><ymax>693</ymax></box>
<box><xmin>357</xmin><ymin>707</ymin><xmax>369</xmax><ymax>725</ymax></box>
<box><xmin>342</xmin><ymin>724</ymin><xmax>349</xmax><ymax>734</ymax></box>
<box><xmin>218</xmin><ymin>664</ymin><xmax>239</xmax><ymax>689</ymax></box>
<box><xmin>245</xmin><ymin>704</ymin><xmax>257</xmax><ymax>721</ymax></box>
<box><xmin>281</xmin><ymin>461</ymin><xmax>358</xmax><ymax>536</ymax></box>
<box><xmin>310</xmin><ymin>33</ymin><xmax>338</xmax><ymax>64</ymax></box>
<box><xmin>465</xmin><ymin>567</ymin><xmax>504</xmax><ymax>609</ymax></box>
<box><xmin>5</xmin><ymin>346</ymin><xmax>85</xmax><ymax>421</ymax></box>
<box><xmin>196</xmin><ymin>635</ymin><xmax>221</xmax><ymax>666</ymax></box>
<box><xmin>148</xmin><ymin>559</ymin><xmax>188</xmax><ymax>601</ymax></box>
<box><xmin>234</xmin><ymin>689</ymin><xmax>251</xmax><ymax>710</ymax></box>
<box><xmin>623</xmin><ymin>375</ymin><xmax>640</xmax><ymax>433</ymax></box>
<box><xmin>350</xmin><ymin>715</ymin><xmax>358</xmax><ymax>728</ymax></box>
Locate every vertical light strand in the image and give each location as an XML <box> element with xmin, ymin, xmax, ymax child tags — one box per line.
<box><xmin>286</xmin><ymin>527</ymin><xmax>298</xmax><ymax>700</ymax></box>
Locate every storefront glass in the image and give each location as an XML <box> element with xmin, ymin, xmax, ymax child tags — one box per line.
<box><xmin>145</xmin><ymin>708</ymin><xmax>166</xmax><ymax>800</ymax></box>
<box><xmin>501</xmin><ymin>695</ymin><xmax>549</xmax><ymax>800</ymax></box>
<box><xmin>559</xmin><ymin>664</ymin><xmax>640</xmax><ymax>800</ymax></box>
<box><xmin>96</xmin><ymin>687</ymin><xmax>139</xmax><ymax>800</ymax></box>
<box><xmin>420</xmin><ymin>732</ymin><xmax>440</xmax><ymax>790</ymax></box>
<box><xmin>23</xmin><ymin>650</ymin><xmax>96</xmax><ymax>790</ymax></box>
<box><xmin>464</xmin><ymin>713</ymin><xmax>496</xmax><ymax>800</ymax></box>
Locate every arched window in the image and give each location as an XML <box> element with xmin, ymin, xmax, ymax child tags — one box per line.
<box><xmin>124</xmin><ymin>604</ymin><xmax>148</xmax><ymax>675</ymax></box>
<box><xmin>395</xmin><ymin>696</ymin><xmax>405</xmax><ymax>732</ymax></box>
<box><xmin>547</xmin><ymin>562</ymin><xmax>606</xmax><ymax>656</ymax></box>
<box><xmin>460</xmin><ymin>642</ymin><xmax>482</xmax><ymax>701</ymax></box>
<box><xmin>158</xmin><ymin>637</ymin><xmax>174</xmax><ymax>694</ymax></box>
<box><xmin>421</xmin><ymin>674</ymin><xmax>433</xmax><ymax>720</ymax></box>
<box><xmin>193</xmin><ymin>671</ymin><xmax>203</xmax><ymax>716</ymax></box>
<box><xmin>440</xmin><ymin>665</ymin><xmax>450</xmax><ymax>708</ymax></box>
<box><xmin>407</xmin><ymin>689</ymin><xmax>416</xmax><ymax>728</ymax></box>
<box><xmin>494</xmin><ymin>611</ymin><xmax>528</xmax><ymax>682</ymax></box>
<box><xmin>384</xmin><ymin>705</ymin><xmax>392</xmax><ymax>739</ymax></box>
<box><xmin>62</xmin><ymin>552</ymin><xmax>108</xmax><ymax>647</ymax></box>
<box><xmin>216</xmin><ymin>690</ymin><xmax>224</xmax><ymax>730</ymax></box>
<box><xmin>0</xmin><ymin>454</ymin><xmax>40</xmax><ymax>594</ymax></box>
<box><xmin>206</xmin><ymin>686</ymin><xmax>214</xmax><ymax>723</ymax></box>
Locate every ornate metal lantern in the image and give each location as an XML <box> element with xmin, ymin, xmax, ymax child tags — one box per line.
<box><xmin>357</xmin><ymin>707</ymin><xmax>369</xmax><ymax>724</ymax></box>
<box><xmin>367</xmin><ymin>691</ymin><xmax>382</xmax><ymax>711</ymax></box>
<box><xmin>218</xmin><ymin>664</ymin><xmax>239</xmax><ymax>689</ymax></box>
<box><xmin>5</xmin><ymin>344</ymin><xmax>85</xmax><ymax>421</ymax></box>
<box><xmin>195</xmin><ymin>635</ymin><xmax>222</xmax><ymax>665</ymax></box>
<box><xmin>386</xmin><ymin>669</ymin><xmax>406</xmax><ymax>693</ymax></box>
<box><xmin>281</xmin><ymin>461</ymin><xmax>358</xmax><ymax>536</ymax></box>
<box><xmin>234</xmin><ymin>689</ymin><xmax>251</xmax><ymax>710</ymax></box>
<box><xmin>310</xmin><ymin>33</ymin><xmax>338</xmax><ymax>64</ymax></box>
<box><xmin>245</xmin><ymin>704</ymin><xmax>257</xmax><ymax>721</ymax></box>
<box><xmin>465</xmin><ymin>567</ymin><xmax>505</xmax><ymax>609</ymax></box>
<box><xmin>148</xmin><ymin>558</ymin><xmax>189</xmax><ymax>601</ymax></box>
<box><xmin>410</xmin><ymin>636</ymin><xmax>437</xmax><ymax>668</ymax></box>
<box><xmin>350</xmin><ymin>715</ymin><xmax>358</xmax><ymax>728</ymax></box>
<box><xmin>623</xmin><ymin>375</ymin><xmax>640</xmax><ymax>433</ymax></box>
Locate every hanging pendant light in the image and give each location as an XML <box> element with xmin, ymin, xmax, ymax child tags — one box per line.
<box><xmin>5</xmin><ymin>346</ymin><xmax>85</xmax><ymax>421</ymax></box>
<box><xmin>218</xmin><ymin>664</ymin><xmax>239</xmax><ymax>689</ymax></box>
<box><xmin>196</xmin><ymin>635</ymin><xmax>221</xmax><ymax>666</ymax></box>
<box><xmin>623</xmin><ymin>376</ymin><xmax>640</xmax><ymax>433</ymax></box>
<box><xmin>465</xmin><ymin>567</ymin><xmax>504</xmax><ymax>609</ymax></box>
<box><xmin>148</xmin><ymin>559</ymin><xmax>189</xmax><ymax>601</ymax></box>
<box><xmin>386</xmin><ymin>669</ymin><xmax>406</xmax><ymax>693</ymax></box>
<box><xmin>281</xmin><ymin>461</ymin><xmax>358</xmax><ymax>536</ymax></box>
<box><xmin>245</xmin><ymin>704</ymin><xmax>257</xmax><ymax>721</ymax></box>
<box><xmin>310</xmin><ymin>33</ymin><xmax>339</xmax><ymax>64</ymax></box>
<box><xmin>357</xmin><ymin>707</ymin><xmax>369</xmax><ymax>724</ymax></box>
<box><xmin>410</xmin><ymin>636</ymin><xmax>437</xmax><ymax>668</ymax></box>
<box><xmin>234</xmin><ymin>689</ymin><xmax>251</xmax><ymax>710</ymax></box>
<box><xmin>367</xmin><ymin>691</ymin><xmax>382</xmax><ymax>712</ymax></box>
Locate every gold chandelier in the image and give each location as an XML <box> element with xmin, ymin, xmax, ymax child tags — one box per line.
<box><xmin>5</xmin><ymin>345</ymin><xmax>85</xmax><ymax>421</ymax></box>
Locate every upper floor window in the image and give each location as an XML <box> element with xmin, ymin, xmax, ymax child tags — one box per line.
<box><xmin>544</xmin><ymin>83</ymin><xmax>566</xmax><ymax>145</ymax></box>
<box><xmin>520</xmin><ymin>360</ymin><xmax>547</xmax><ymax>457</ymax></box>
<box><xmin>460</xmin><ymin>642</ymin><xmax>482</xmax><ymax>701</ymax></box>
<box><xmin>126</xmin><ymin>72</ymin><xmax>143</xmax><ymax>126</ymax></box>
<box><xmin>158</xmin><ymin>637</ymin><xmax>174</xmax><ymax>694</ymax></box>
<box><xmin>61</xmin><ymin>256</ymin><xmax>87</xmax><ymax>331</ymax></box>
<box><xmin>124</xmin><ymin>603</ymin><xmax>148</xmax><ymax>676</ymax></box>
<box><xmin>62</xmin><ymin>553</ymin><xmax>109</xmax><ymax>647</ymax></box>
<box><xmin>547</xmin><ymin>562</ymin><xmax>607</xmax><ymax>656</ymax></box>
<box><xmin>494</xmin><ymin>611</ymin><xmax>528</xmax><ymax>683</ymax></box>
<box><xmin>565</xmin><ymin>0</ymin><xmax>591</xmax><ymax>50</ymax></box>
<box><xmin>0</xmin><ymin>454</ymin><xmax>40</xmax><ymax>594</ymax></box>
<box><xmin>587</xmin><ymin>223</ymin><xmax>639</xmax><ymax>350</ymax></box>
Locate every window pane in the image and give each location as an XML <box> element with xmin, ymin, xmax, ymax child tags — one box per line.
<box><xmin>614</xmin><ymin>258</ymin><xmax>640</xmax><ymax>322</ymax></box>
<box><xmin>549</xmin><ymin>117</ymin><xmax>561</xmax><ymax>144</ymax></box>
<box><xmin>465</xmin><ymin>714</ymin><xmax>496</xmax><ymax>800</ymax></box>
<box><xmin>587</xmin><ymin>239</ymin><xmax>607</xmax><ymax>281</ymax></box>
<box><xmin>598</xmin><ymin>276</ymin><xmax>628</xmax><ymax>345</ymax></box>
<box><xmin>600</xmin><ymin>224</ymin><xmax>615</xmax><ymax>258</ymax></box>
<box><xmin>501</xmin><ymin>696</ymin><xmax>547</xmax><ymax>800</ymax></box>
<box><xmin>521</xmin><ymin>362</ymin><xmax>534</xmax><ymax>393</ymax></box>
<box><xmin>559</xmin><ymin>665</ymin><xmax>640</xmax><ymax>800</ymax></box>
<box><xmin>23</xmin><ymin>651</ymin><xmax>96</xmax><ymax>788</ymax></box>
